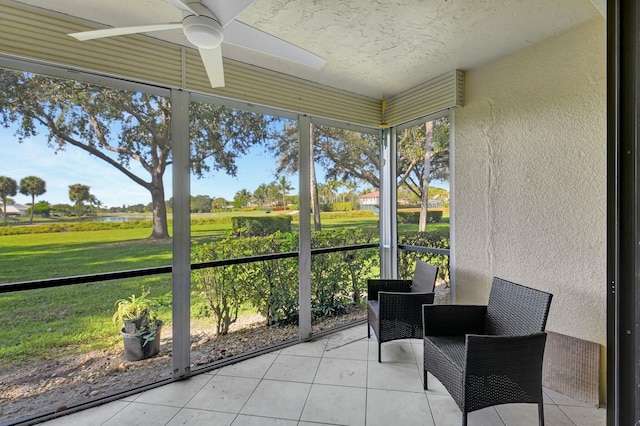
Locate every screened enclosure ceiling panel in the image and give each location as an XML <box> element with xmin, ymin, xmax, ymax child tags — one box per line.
<box><xmin>11</xmin><ymin>0</ymin><xmax>600</xmax><ymax>99</ymax></box>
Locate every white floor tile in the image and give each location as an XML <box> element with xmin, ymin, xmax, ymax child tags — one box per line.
<box><xmin>466</xmin><ymin>406</ymin><xmax>505</xmax><ymax>425</ymax></box>
<box><xmin>166</xmin><ymin>408</ymin><xmax>236</xmax><ymax>426</ymax></box>
<box><xmin>558</xmin><ymin>404</ymin><xmax>606</xmax><ymax>426</ymax></box>
<box><xmin>543</xmin><ymin>388</ymin><xmax>593</xmax><ymax>407</ymax></box>
<box><xmin>300</xmin><ymin>384</ymin><xmax>366</xmax><ymax>426</ymax></box>
<box><xmin>134</xmin><ymin>374</ymin><xmax>211</xmax><ymax>407</ymax></box>
<box><xmin>498</xmin><ymin>403</ymin><xmax>572</xmax><ymax>426</ymax></box>
<box><xmin>324</xmin><ymin>339</ymin><xmax>370</xmax><ymax>360</ymax></box>
<box><xmin>280</xmin><ymin>338</ymin><xmax>328</xmax><ymax>357</ymax></box>
<box><xmin>231</xmin><ymin>414</ymin><xmax>297</xmax><ymax>425</ymax></box>
<box><xmin>326</xmin><ymin>324</ymin><xmax>368</xmax><ymax>342</ymax></box>
<box><xmin>264</xmin><ymin>354</ymin><xmax>321</xmax><ymax>383</ymax></box>
<box><xmin>217</xmin><ymin>352</ymin><xmax>278</xmax><ymax>379</ymax></box>
<box><xmin>101</xmin><ymin>402</ymin><xmax>180</xmax><ymax>426</ymax></box>
<box><xmin>426</xmin><ymin>392</ymin><xmax>462</xmax><ymax>426</ymax></box>
<box><xmin>240</xmin><ymin>379</ymin><xmax>310</xmax><ymax>420</ymax></box>
<box><xmin>185</xmin><ymin>375</ymin><xmax>260</xmax><ymax>413</ymax></box>
<box><xmin>314</xmin><ymin>358</ymin><xmax>368</xmax><ymax>387</ymax></box>
<box><xmin>367</xmin><ymin>360</ymin><xmax>424</xmax><ymax>392</ymax></box>
<box><xmin>371</xmin><ymin>341</ymin><xmax>416</xmax><ymax>363</ymax></box>
<box><xmin>366</xmin><ymin>388</ymin><xmax>434</xmax><ymax>426</ymax></box>
<box><xmin>40</xmin><ymin>400</ymin><xmax>130</xmax><ymax>426</ymax></box>
<box><xmin>423</xmin><ymin>371</ymin><xmax>449</xmax><ymax>395</ymax></box>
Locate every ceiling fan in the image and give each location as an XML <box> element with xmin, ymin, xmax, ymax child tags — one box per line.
<box><xmin>68</xmin><ymin>0</ymin><xmax>326</xmax><ymax>88</ymax></box>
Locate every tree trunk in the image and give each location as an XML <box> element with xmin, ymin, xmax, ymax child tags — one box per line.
<box><xmin>310</xmin><ymin>124</ymin><xmax>322</xmax><ymax>231</ymax></box>
<box><xmin>150</xmin><ymin>173</ymin><xmax>170</xmax><ymax>239</ymax></box>
<box><xmin>29</xmin><ymin>194</ymin><xmax>35</xmax><ymax>224</ymax></box>
<box><xmin>419</xmin><ymin>121</ymin><xmax>434</xmax><ymax>232</ymax></box>
<box><xmin>2</xmin><ymin>197</ymin><xmax>7</xmax><ymax>226</ymax></box>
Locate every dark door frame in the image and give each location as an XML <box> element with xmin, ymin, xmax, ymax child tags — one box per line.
<box><xmin>607</xmin><ymin>1</ymin><xmax>639</xmax><ymax>424</ymax></box>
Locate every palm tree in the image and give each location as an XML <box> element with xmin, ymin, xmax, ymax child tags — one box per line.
<box><xmin>88</xmin><ymin>194</ymin><xmax>102</xmax><ymax>216</ymax></box>
<box><xmin>277</xmin><ymin>175</ymin><xmax>293</xmax><ymax>207</ymax></box>
<box><xmin>68</xmin><ymin>183</ymin><xmax>91</xmax><ymax>221</ymax></box>
<box><xmin>0</xmin><ymin>176</ymin><xmax>17</xmax><ymax>226</ymax></box>
<box><xmin>233</xmin><ymin>188</ymin><xmax>252</xmax><ymax>208</ymax></box>
<box><xmin>19</xmin><ymin>176</ymin><xmax>46</xmax><ymax>224</ymax></box>
<box><xmin>253</xmin><ymin>183</ymin><xmax>269</xmax><ymax>207</ymax></box>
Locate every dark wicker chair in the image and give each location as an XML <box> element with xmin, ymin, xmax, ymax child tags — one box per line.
<box><xmin>367</xmin><ymin>259</ymin><xmax>438</xmax><ymax>362</ymax></box>
<box><xmin>422</xmin><ymin>277</ymin><xmax>553</xmax><ymax>426</ymax></box>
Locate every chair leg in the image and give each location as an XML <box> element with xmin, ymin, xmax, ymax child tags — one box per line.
<box><xmin>538</xmin><ymin>402</ymin><xmax>545</xmax><ymax>426</ymax></box>
<box><xmin>461</xmin><ymin>411</ymin><xmax>467</xmax><ymax>426</ymax></box>
<box><xmin>423</xmin><ymin>369</ymin><xmax>428</xmax><ymax>390</ymax></box>
<box><xmin>378</xmin><ymin>341</ymin><xmax>381</xmax><ymax>363</ymax></box>
<box><xmin>367</xmin><ymin>324</ymin><xmax>370</xmax><ymax>338</ymax></box>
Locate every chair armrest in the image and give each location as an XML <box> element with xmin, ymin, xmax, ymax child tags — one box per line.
<box><xmin>379</xmin><ymin>291</ymin><xmax>435</xmax><ymax>325</ymax></box>
<box><xmin>422</xmin><ymin>305</ymin><xmax>487</xmax><ymax>336</ymax></box>
<box><xmin>464</xmin><ymin>333</ymin><xmax>547</xmax><ymax>389</ymax></box>
<box><xmin>367</xmin><ymin>279</ymin><xmax>412</xmax><ymax>301</ymax></box>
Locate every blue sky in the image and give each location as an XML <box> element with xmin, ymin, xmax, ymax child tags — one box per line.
<box><xmin>3</xmin><ymin>129</ymin><xmax>448</xmax><ymax>209</ymax></box>
<box><xmin>3</xmin><ymin>133</ymin><xmax>292</xmax><ymax>208</ymax></box>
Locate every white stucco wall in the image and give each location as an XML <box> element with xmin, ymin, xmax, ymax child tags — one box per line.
<box><xmin>453</xmin><ymin>17</ymin><xmax>606</xmax><ymax>345</ymax></box>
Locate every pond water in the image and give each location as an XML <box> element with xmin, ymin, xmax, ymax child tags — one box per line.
<box><xmin>86</xmin><ymin>216</ymin><xmax>150</xmax><ymax>222</ymax></box>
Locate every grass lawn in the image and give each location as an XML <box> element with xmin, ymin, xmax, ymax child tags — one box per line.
<box><xmin>0</xmin><ymin>210</ymin><xmax>447</xmax><ymax>366</ymax></box>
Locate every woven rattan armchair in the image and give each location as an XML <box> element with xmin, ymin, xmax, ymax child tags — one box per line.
<box><xmin>422</xmin><ymin>277</ymin><xmax>553</xmax><ymax>426</ymax></box>
<box><xmin>367</xmin><ymin>259</ymin><xmax>438</xmax><ymax>362</ymax></box>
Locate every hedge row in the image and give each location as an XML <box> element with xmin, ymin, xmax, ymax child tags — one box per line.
<box><xmin>397</xmin><ymin>210</ymin><xmax>443</xmax><ymax>224</ymax></box>
<box><xmin>0</xmin><ymin>220</ymin><xmax>152</xmax><ymax>235</ymax></box>
<box><xmin>191</xmin><ymin>228</ymin><xmax>451</xmax><ymax>335</ymax></box>
<box><xmin>398</xmin><ymin>230</ymin><xmax>451</xmax><ymax>284</ymax></box>
<box><xmin>191</xmin><ymin>228</ymin><xmax>379</xmax><ymax>334</ymax></box>
<box><xmin>231</xmin><ymin>215</ymin><xmax>292</xmax><ymax>236</ymax></box>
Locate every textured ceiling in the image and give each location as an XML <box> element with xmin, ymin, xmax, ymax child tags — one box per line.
<box><xmin>13</xmin><ymin>0</ymin><xmax>600</xmax><ymax>99</ymax></box>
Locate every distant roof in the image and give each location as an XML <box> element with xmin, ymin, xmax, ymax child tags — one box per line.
<box><xmin>359</xmin><ymin>191</ymin><xmax>379</xmax><ymax>199</ymax></box>
<box><xmin>0</xmin><ymin>205</ymin><xmax>21</xmax><ymax>214</ymax></box>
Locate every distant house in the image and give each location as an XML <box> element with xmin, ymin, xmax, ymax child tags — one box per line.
<box><xmin>360</xmin><ymin>190</ymin><xmax>446</xmax><ymax>207</ymax></box>
<box><xmin>0</xmin><ymin>204</ymin><xmax>26</xmax><ymax>216</ymax></box>
<box><xmin>14</xmin><ymin>204</ymin><xmax>28</xmax><ymax>215</ymax></box>
<box><xmin>359</xmin><ymin>191</ymin><xmax>379</xmax><ymax>206</ymax></box>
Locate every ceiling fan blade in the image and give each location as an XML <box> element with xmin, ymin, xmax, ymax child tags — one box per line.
<box><xmin>203</xmin><ymin>0</ymin><xmax>256</xmax><ymax>27</ymax></box>
<box><xmin>199</xmin><ymin>46</ymin><xmax>225</xmax><ymax>87</ymax></box>
<box><xmin>168</xmin><ymin>0</ymin><xmax>199</xmax><ymax>15</ymax></box>
<box><xmin>69</xmin><ymin>23</ymin><xmax>183</xmax><ymax>41</ymax></box>
<box><xmin>223</xmin><ymin>21</ymin><xmax>326</xmax><ymax>69</ymax></box>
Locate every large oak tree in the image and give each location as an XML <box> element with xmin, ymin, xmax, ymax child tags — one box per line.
<box><xmin>0</xmin><ymin>69</ymin><xmax>274</xmax><ymax>238</ymax></box>
<box><xmin>270</xmin><ymin>120</ymin><xmax>449</xmax><ymax>232</ymax></box>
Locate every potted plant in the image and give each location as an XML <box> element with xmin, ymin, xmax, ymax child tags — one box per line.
<box><xmin>112</xmin><ymin>289</ymin><xmax>163</xmax><ymax>361</ymax></box>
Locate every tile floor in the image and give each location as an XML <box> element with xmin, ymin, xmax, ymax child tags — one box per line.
<box><xmin>41</xmin><ymin>324</ymin><xmax>605</xmax><ymax>426</ymax></box>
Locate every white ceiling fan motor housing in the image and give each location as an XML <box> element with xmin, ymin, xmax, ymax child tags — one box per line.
<box><xmin>183</xmin><ymin>14</ymin><xmax>223</xmax><ymax>49</ymax></box>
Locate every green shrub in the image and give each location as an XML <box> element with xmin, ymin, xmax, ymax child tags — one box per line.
<box><xmin>397</xmin><ymin>211</ymin><xmax>420</xmax><ymax>224</ymax></box>
<box><xmin>397</xmin><ymin>210</ymin><xmax>443</xmax><ymax>224</ymax></box>
<box><xmin>331</xmin><ymin>202</ymin><xmax>353</xmax><ymax>212</ymax></box>
<box><xmin>310</xmin><ymin>228</ymin><xmax>379</xmax><ymax>317</ymax></box>
<box><xmin>192</xmin><ymin>242</ymin><xmax>243</xmax><ymax>335</ymax></box>
<box><xmin>190</xmin><ymin>228</ymin><xmax>379</xmax><ymax>326</ymax></box>
<box><xmin>398</xmin><ymin>230</ymin><xmax>450</xmax><ymax>284</ymax></box>
<box><xmin>428</xmin><ymin>211</ymin><xmax>443</xmax><ymax>223</ymax></box>
<box><xmin>231</xmin><ymin>215</ymin><xmax>292</xmax><ymax>236</ymax></box>
<box><xmin>242</xmin><ymin>233</ymin><xmax>299</xmax><ymax>324</ymax></box>
<box><xmin>319</xmin><ymin>210</ymin><xmax>377</xmax><ymax>220</ymax></box>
